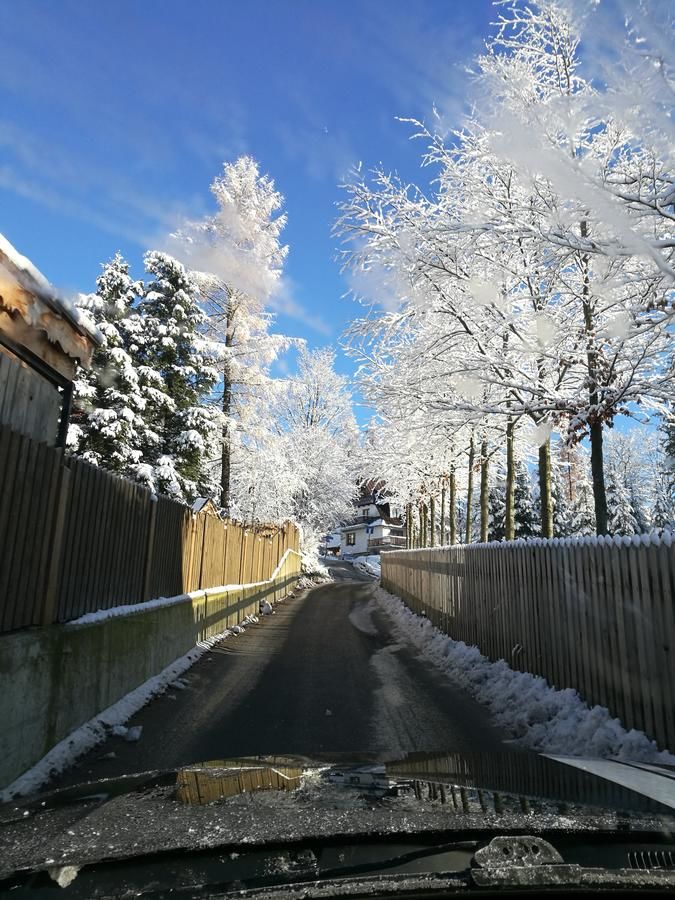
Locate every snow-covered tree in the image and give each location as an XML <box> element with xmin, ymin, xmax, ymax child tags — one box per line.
<box><xmin>606</xmin><ymin>464</ymin><xmax>639</xmax><ymax>536</ymax></box>
<box><xmin>551</xmin><ymin>460</ymin><xmax>573</xmax><ymax>537</ymax></box>
<box><xmin>172</xmin><ymin>156</ymin><xmax>294</xmax><ymax>512</ymax></box>
<box><xmin>69</xmin><ymin>253</ymin><xmax>155</xmax><ymax>475</ymax></box>
<box><xmin>335</xmin><ymin>0</ymin><xmax>675</xmax><ymax>540</ymax></box>
<box><xmin>514</xmin><ymin>462</ymin><xmax>536</xmax><ymax>538</ymax></box>
<box><xmin>488</xmin><ymin>476</ymin><xmax>506</xmax><ymax>542</ymax></box>
<box><xmin>230</xmin><ymin>347</ymin><xmax>358</xmax><ymax>554</ymax></box>
<box><xmin>128</xmin><ymin>251</ymin><xmax>219</xmax><ymax>500</ymax></box>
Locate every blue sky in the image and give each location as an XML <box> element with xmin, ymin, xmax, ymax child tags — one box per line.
<box><xmin>0</xmin><ymin>0</ymin><xmax>493</xmax><ymax>420</ymax></box>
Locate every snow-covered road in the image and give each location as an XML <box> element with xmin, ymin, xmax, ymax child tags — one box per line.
<box><xmin>51</xmin><ymin>561</ymin><xmax>504</xmax><ymax>789</ymax></box>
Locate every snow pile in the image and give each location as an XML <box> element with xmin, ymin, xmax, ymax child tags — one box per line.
<box><xmin>374</xmin><ymin>586</ymin><xmax>675</xmax><ymax>764</ymax></box>
<box><xmin>0</xmin><ymin>617</ymin><xmax>266</xmax><ymax>801</ymax></box>
<box><xmin>353</xmin><ymin>555</ymin><xmax>382</xmax><ymax>578</ymax></box>
<box><xmin>301</xmin><ymin>552</ymin><xmax>333</xmax><ymax>583</ymax></box>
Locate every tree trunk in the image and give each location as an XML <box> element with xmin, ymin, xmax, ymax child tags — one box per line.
<box><xmin>430</xmin><ymin>496</ymin><xmax>436</xmax><ymax>547</ymax></box>
<box><xmin>505</xmin><ymin>418</ymin><xmax>515</xmax><ymax>540</ymax></box>
<box><xmin>220</xmin><ymin>380</ymin><xmax>231</xmax><ymax>511</ymax></box>
<box><xmin>440</xmin><ymin>485</ymin><xmax>446</xmax><ymax>546</ymax></box>
<box><xmin>539</xmin><ymin>438</ymin><xmax>553</xmax><ymax>538</ymax></box>
<box><xmin>580</xmin><ymin>219</ymin><xmax>608</xmax><ymax>535</ymax></box>
<box><xmin>406</xmin><ymin>503</ymin><xmax>412</xmax><ymax>549</ymax></box>
<box><xmin>465</xmin><ymin>433</ymin><xmax>475</xmax><ymax>544</ymax></box>
<box><xmin>449</xmin><ymin>468</ymin><xmax>457</xmax><ymax>545</ymax></box>
<box><xmin>480</xmin><ymin>439</ymin><xmax>489</xmax><ymax>542</ymax></box>
<box><xmin>590</xmin><ymin>419</ymin><xmax>608</xmax><ymax>534</ymax></box>
<box><xmin>219</xmin><ymin>303</ymin><xmax>234</xmax><ymax>513</ymax></box>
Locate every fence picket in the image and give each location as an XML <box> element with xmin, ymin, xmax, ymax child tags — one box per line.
<box><xmin>382</xmin><ymin>539</ymin><xmax>675</xmax><ymax>753</ymax></box>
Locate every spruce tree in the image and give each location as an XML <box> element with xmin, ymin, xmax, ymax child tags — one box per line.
<box><xmin>551</xmin><ymin>463</ymin><xmax>572</xmax><ymax>537</ymax></box>
<box><xmin>488</xmin><ymin>478</ymin><xmax>506</xmax><ymax>541</ymax></box>
<box><xmin>652</xmin><ymin>481</ymin><xmax>674</xmax><ymax>531</ymax></box>
<box><xmin>606</xmin><ymin>465</ymin><xmax>639</xmax><ymax>536</ymax></box>
<box><xmin>514</xmin><ymin>462</ymin><xmax>536</xmax><ymax>538</ymax></box>
<box><xmin>131</xmin><ymin>251</ymin><xmax>219</xmax><ymax>500</ymax></box>
<box><xmin>69</xmin><ymin>254</ymin><xmax>151</xmax><ymax>475</ymax></box>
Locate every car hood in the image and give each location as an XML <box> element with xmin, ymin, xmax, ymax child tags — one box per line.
<box><xmin>0</xmin><ymin>750</ymin><xmax>673</xmax><ymax>881</ymax></box>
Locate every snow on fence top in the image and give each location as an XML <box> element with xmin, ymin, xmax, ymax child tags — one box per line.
<box><xmin>0</xmin><ymin>232</ymin><xmax>102</xmax><ymax>358</ymax></box>
<box><xmin>385</xmin><ymin>530</ymin><xmax>673</xmax><ymax>554</ymax></box>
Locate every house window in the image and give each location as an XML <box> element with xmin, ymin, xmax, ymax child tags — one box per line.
<box><xmin>346</xmin><ymin>532</ymin><xmax>356</xmax><ymax>546</ymax></box>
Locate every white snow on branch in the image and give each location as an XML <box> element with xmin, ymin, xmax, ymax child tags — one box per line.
<box><xmin>374</xmin><ymin>586</ymin><xmax>675</xmax><ymax>764</ymax></box>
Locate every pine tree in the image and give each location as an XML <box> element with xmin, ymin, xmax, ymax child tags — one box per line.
<box><xmin>130</xmin><ymin>251</ymin><xmax>219</xmax><ymax>500</ymax></box>
<box><xmin>606</xmin><ymin>466</ymin><xmax>639</xmax><ymax>536</ymax></box>
<box><xmin>551</xmin><ymin>463</ymin><xmax>572</xmax><ymax>537</ymax></box>
<box><xmin>68</xmin><ymin>253</ymin><xmax>151</xmax><ymax>475</ymax></box>
<box><xmin>514</xmin><ymin>462</ymin><xmax>536</xmax><ymax>538</ymax></box>
<box><xmin>488</xmin><ymin>478</ymin><xmax>506</xmax><ymax>541</ymax></box>
<box><xmin>652</xmin><ymin>480</ymin><xmax>674</xmax><ymax>531</ymax></box>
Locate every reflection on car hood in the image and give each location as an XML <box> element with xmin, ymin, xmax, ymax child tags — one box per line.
<box><xmin>0</xmin><ymin>750</ymin><xmax>673</xmax><ymax>880</ymax></box>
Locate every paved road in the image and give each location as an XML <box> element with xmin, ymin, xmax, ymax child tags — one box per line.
<box><xmin>56</xmin><ymin>561</ymin><xmax>504</xmax><ymax>787</ymax></box>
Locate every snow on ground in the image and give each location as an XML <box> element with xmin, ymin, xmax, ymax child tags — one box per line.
<box><xmin>353</xmin><ymin>555</ymin><xmax>382</xmax><ymax>578</ymax></box>
<box><xmin>373</xmin><ymin>586</ymin><xmax>675</xmax><ymax>764</ymax></box>
<box><xmin>301</xmin><ymin>552</ymin><xmax>333</xmax><ymax>583</ymax></box>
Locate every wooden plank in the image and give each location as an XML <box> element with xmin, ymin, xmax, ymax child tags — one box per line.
<box><xmin>72</xmin><ymin>461</ymin><xmax>100</xmax><ymax>617</ymax></box>
<box><xmin>1</xmin><ymin>432</ymin><xmax>38</xmax><ymax>629</ymax></box>
<box><xmin>30</xmin><ymin>444</ymin><xmax>62</xmax><ymax>624</ymax></box>
<box><xmin>15</xmin><ymin>440</ymin><xmax>51</xmax><ymax>625</ymax></box>
<box><xmin>85</xmin><ymin>466</ymin><xmax>111</xmax><ymax>612</ymax></box>
<box><xmin>652</xmin><ymin>543</ymin><xmax>675</xmax><ymax>751</ymax></box>
<box><xmin>633</xmin><ymin>542</ymin><xmax>660</xmax><ymax>745</ymax></box>
<box><xmin>56</xmin><ymin>459</ymin><xmax>84</xmax><ymax>621</ymax></box>
<box><xmin>0</xmin><ymin>355</ymin><xmax>19</xmax><ymax>425</ymax></box>
<box><xmin>103</xmin><ymin>470</ymin><xmax>126</xmax><ymax>606</ymax></box>
<box><xmin>609</xmin><ymin>541</ymin><xmax>634</xmax><ymax>730</ymax></box>
<box><xmin>625</xmin><ymin>544</ymin><xmax>654</xmax><ymax>738</ymax></box>
<box><xmin>41</xmin><ymin>460</ymin><xmax>71</xmax><ymax>625</ymax></box>
<box><xmin>142</xmin><ymin>497</ymin><xmax>158</xmax><ymax>600</ymax></box>
<box><xmin>116</xmin><ymin>478</ymin><xmax>135</xmax><ymax>603</ymax></box>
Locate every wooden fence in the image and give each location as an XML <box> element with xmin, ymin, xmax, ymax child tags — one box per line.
<box><xmin>0</xmin><ymin>422</ymin><xmax>300</xmax><ymax>632</ymax></box>
<box><xmin>381</xmin><ymin>541</ymin><xmax>675</xmax><ymax>754</ymax></box>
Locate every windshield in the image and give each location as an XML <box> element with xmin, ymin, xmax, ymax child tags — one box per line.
<box><xmin>1</xmin><ymin>0</ymin><xmax>674</xmax><ymax>894</ymax></box>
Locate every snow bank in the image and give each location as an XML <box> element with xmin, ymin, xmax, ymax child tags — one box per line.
<box><xmin>374</xmin><ymin>586</ymin><xmax>675</xmax><ymax>764</ymax></box>
<box><xmin>0</xmin><ymin>622</ymin><xmax>258</xmax><ymax>801</ymax></box>
<box><xmin>353</xmin><ymin>555</ymin><xmax>382</xmax><ymax>578</ymax></box>
<box><xmin>301</xmin><ymin>552</ymin><xmax>333</xmax><ymax>583</ymax></box>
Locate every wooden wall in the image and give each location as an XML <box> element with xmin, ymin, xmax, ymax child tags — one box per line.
<box><xmin>381</xmin><ymin>542</ymin><xmax>675</xmax><ymax>754</ymax></box>
<box><xmin>0</xmin><ymin>350</ymin><xmax>61</xmax><ymax>446</ymax></box>
<box><xmin>0</xmin><ymin>422</ymin><xmax>301</xmax><ymax>631</ymax></box>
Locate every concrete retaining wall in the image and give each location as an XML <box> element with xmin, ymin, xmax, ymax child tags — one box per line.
<box><xmin>0</xmin><ymin>554</ymin><xmax>301</xmax><ymax>790</ymax></box>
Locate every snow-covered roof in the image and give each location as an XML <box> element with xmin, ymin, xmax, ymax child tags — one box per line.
<box><xmin>0</xmin><ymin>233</ymin><xmax>102</xmax><ymax>364</ymax></box>
<box><xmin>192</xmin><ymin>497</ymin><xmax>221</xmax><ymax>516</ymax></box>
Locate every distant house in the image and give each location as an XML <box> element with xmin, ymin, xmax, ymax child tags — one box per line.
<box><xmin>339</xmin><ymin>484</ymin><xmax>405</xmax><ymax>557</ymax></box>
<box><xmin>320</xmin><ymin>531</ymin><xmax>342</xmax><ymax>556</ymax></box>
<box><xmin>0</xmin><ymin>233</ymin><xmax>100</xmax><ymax>446</ymax></box>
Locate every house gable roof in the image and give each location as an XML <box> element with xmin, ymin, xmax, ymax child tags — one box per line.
<box><xmin>0</xmin><ymin>233</ymin><xmax>101</xmax><ymax>370</ymax></box>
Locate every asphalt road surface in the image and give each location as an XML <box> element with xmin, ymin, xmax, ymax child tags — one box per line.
<box><xmin>55</xmin><ymin>561</ymin><xmax>504</xmax><ymax>787</ymax></box>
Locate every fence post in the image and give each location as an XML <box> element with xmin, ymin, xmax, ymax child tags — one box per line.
<box><xmin>41</xmin><ymin>462</ymin><xmax>71</xmax><ymax>626</ymax></box>
<box><xmin>198</xmin><ymin>514</ymin><xmax>208</xmax><ymax>590</ymax></box>
<box><xmin>142</xmin><ymin>495</ymin><xmax>158</xmax><ymax>602</ymax></box>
